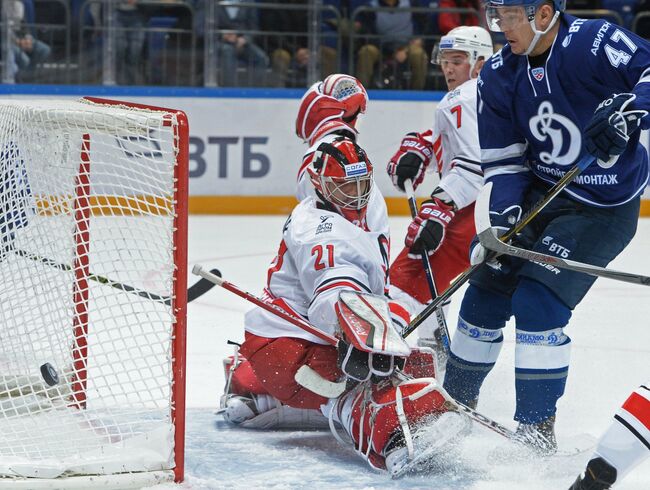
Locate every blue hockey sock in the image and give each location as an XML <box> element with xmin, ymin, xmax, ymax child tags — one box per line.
<box><xmin>512</xmin><ymin>278</ymin><xmax>572</xmax><ymax>424</ymax></box>
<box><xmin>443</xmin><ymin>285</ymin><xmax>510</xmax><ymax>405</ymax></box>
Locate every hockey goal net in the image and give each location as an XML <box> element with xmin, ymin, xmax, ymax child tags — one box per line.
<box><xmin>0</xmin><ymin>97</ymin><xmax>188</xmax><ymax>487</ymax></box>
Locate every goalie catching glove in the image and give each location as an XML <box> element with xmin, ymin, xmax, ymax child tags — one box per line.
<box><xmin>335</xmin><ymin>290</ymin><xmax>411</xmax><ymax>382</ymax></box>
<box><xmin>584</xmin><ymin>93</ymin><xmax>648</xmax><ymax>168</ymax></box>
<box><xmin>387</xmin><ymin>130</ymin><xmax>434</xmax><ymax>192</ymax></box>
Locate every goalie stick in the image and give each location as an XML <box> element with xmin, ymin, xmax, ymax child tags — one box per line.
<box><xmin>404</xmin><ymin>179</ymin><xmax>450</xmax><ymax>357</ymax></box>
<box><xmin>475</xmin><ymin>183</ymin><xmax>650</xmax><ymax>286</ymax></box>
<box><xmin>401</xmin><ymin>154</ymin><xmax>597</xmax><ymax>339</ymax></box>
<box><xmin>15</xmin><ymin>249</ymin><xmax>219</xmax><ymax>305</ymax></box>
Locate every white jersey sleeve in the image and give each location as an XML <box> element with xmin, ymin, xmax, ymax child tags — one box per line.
<box><xmin>431</xmin><ymin>78</ymin><xmax>484</xmax><ymax>210</ymax></box>
<box><xmin>245</xmin><ymin>199</ymin><xmax>390</xmax><ymax>344</ymax></box>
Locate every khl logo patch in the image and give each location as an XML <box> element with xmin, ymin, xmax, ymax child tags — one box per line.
<box><xmin>531</xmin><ymin>67</ymin><xmax>545</xmax><ymax>81</ymax></box>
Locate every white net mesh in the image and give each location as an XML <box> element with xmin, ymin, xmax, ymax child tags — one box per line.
<box><xmin>0</xmin><ymin>98</ymin><xmax>185</xmax><ymax>483</ymax></box>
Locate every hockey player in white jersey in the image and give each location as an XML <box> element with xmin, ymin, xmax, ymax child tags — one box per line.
<box><xmin>219</xmin><ymin>138</ymin><xmax>467</xmax><ymax>476</ymax></box>
<box><xmin>570</xmin><ymin>381</ymin><xmax>650</xmax><ymax>489</ymax></box>
<box><xmin>386</xmin><ymin>26</ymin><xmax>493</xmax><ymax>345</ymax></box>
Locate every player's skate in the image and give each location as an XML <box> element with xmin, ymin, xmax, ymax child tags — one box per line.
<box><xmin>569</xmin><ymin>457</ymin><xmax>617</xmax><ymax>490</ymax></box>
<box><xmin>512</xmin><ymin>415</ymin><xmax>557</xmax><ymax>456</ymax></box>
<box><xmin>219</xmin><ymin>353</ymin><xmax>329</xmax><ymax>430</ymax></box>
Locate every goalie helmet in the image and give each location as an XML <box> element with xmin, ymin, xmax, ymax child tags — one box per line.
<box><xmin>432</xmin><ymin>26</ymin><xmax>494</xmax><ymax>77</ymax></box>
<box><xmin>295</xmin><ymin>83</ymin><xmax>355</xmax><ymax>145</ymax></box>
<box><xmin>308</xmin><ymin>138</ymin><xmax>373</xmax><ymax>226</ymax></box>
<box><xmin>321</xmin><ymin>74</ymin><xmax>368</xmax><ymax>127</ymax></box>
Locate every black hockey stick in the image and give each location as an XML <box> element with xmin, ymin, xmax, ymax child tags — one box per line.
<box><xmin>14</xmin><ymin>249</ymin><xmax>220</xmax><ymax>305</ymax></box>
<box><xmin>403</xmin><ymin>179</ymin><xmax>450</xmax><ymax>355</ymax></box>
<box><xmin>476</xmin><ymin>183</ymin><xmax>650</xmax><ymax>286</ymax></box>
<box><xmin>402</xmin><ymin>154</ymin><xmax>596</xmax><ymax>339</ymax></box>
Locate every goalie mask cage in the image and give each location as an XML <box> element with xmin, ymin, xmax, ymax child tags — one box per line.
<box><xmin>0</xmin><ymin>97</ymin><xmax>188</xmax><ymax>488</ymax></box>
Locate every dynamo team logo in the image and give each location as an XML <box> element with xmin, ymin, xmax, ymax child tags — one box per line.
<box><xmin>529</xmin><ymin>101</ymin><xmax>581</xmax><ymax>166</ymax></box>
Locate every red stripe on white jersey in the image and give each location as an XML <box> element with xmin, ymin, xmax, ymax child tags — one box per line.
<box><xmin>315</xmin><ymin>281</ymin><xmax>362</xmax><ymax>297</ymax></box>
<box><xmin>622</xmin><ymin>391</ymin><xmax>650</xmax><ymax>431</ymax></box>
<box><xmin>433</xmin><ymin>135</ymin><xmax>443</xmax><ymax>173</ymax></box>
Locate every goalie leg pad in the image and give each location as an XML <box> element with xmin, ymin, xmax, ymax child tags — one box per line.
<box><xmin>331</xmin><ymin>377</ymin><xmax>453</xmax><ymax>472</ymax></box>
<box><xmin>240</xmin><ymin>332</ymin><xmax>341</xmax><ymax>410</ymax></box>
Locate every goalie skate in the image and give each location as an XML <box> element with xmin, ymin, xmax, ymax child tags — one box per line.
<box><xmin>219</xmin><ymin>354</ymin><xmax>329</xmax><ymax>430</ymax></box>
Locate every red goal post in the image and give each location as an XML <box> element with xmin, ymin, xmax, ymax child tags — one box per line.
<box><xmin>0</xmin><ymin>97</ymin><xmax>188</xmax><ymax>487</ymax></box>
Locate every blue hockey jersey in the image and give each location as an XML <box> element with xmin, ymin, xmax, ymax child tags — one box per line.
<box><xmin>477</xmin><ymin>13</ymin><xmax>650</xmax><ymax>209</ymax></box>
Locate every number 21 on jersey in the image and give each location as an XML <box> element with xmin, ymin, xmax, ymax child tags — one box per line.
<box><xmin>312</xmin><ymin>244</ymin><xmax>334</xmax><ymax>270</ymax></box>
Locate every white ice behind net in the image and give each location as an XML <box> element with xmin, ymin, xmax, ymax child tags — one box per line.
<box><xmin>0</xmin><ymin>99</ymin><xmax>180</xmax><ymax>481</ymax></box>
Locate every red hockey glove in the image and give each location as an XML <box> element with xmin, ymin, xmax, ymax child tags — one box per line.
<box><xmin>386</xmin><ymin>130</ymin><xmax>433</xmax><ymax>192</ymax></box>
<box><xmin>405</xmin><ymin>197</ymin><xmax>455</xmax><ymax>255</ymax></box>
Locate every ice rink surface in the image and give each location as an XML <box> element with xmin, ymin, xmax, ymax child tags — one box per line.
<box><xmin>159</xmin><ymin>214</ymin><xmax>650</xmax><ymax>490</ymax></box>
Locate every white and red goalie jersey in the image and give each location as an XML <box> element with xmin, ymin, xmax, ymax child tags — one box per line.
<box><xmin>244</xmin><ymin>198</ymin><xmax>390</xmax><ymax>344</ymax></box>
<box><xmin>428</xmin><ymin>77</ymin><xmax>484</xmax><ymax>210</ymax></box>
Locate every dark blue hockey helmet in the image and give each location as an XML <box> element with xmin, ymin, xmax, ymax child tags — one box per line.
<box><xmin>485</xmin><ymin>0</ymin><xmax>565</xmax><ymax>54</ymax></box>
<box><xmin>484</xmin><ymin>0</ymin><xmax>566</xmax><ymax>11</ymax></box>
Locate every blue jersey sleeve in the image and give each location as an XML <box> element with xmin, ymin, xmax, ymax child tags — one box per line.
<box><xmin>477</xmin><ymin>53</ymin><xmax>533</xmax><ymax>212</ymax></box>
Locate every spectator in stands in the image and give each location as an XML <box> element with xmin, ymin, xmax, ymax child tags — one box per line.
<box><xmin>215</xmin><ymin>0</ymin><xmax>269</xmax><ymax>86</ymax></box>
<box><xmin>115</xmin><ymin>1</ymin><xmax>146</xmax><ymax>85</ymax></box>
<box><xmin>437</xmin><ymin>0</ymin><xmax>481</xmax><ymax>35</ymax></box>
<box><xmin>355</xmin><ymin>0</ymin><xmax>428</xmax><ymax>90</ymax></box>
<box><xmin>259</xmin><ymin>0</ymin><xmax>309</xmax><ymax>87</ymax></box>
<box><xmin>12</xmin><ymin>27</ymin><xmax>51</xmax><ymax>81</ymax></box>
<box><xmin>7</xmin><ymin>1</ymin><xmax>51</xmax><ymax>82</ymax></box>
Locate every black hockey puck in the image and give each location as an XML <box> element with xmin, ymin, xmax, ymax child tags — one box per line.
<box><xmin>40</xmin><ymin>362</ymin><xmax>59</xmax><ymax>386</ymax></box>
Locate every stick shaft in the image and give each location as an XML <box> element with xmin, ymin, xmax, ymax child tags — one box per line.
<box><xmin>192</xmin><ymin>265</ymin><xmax>338</xmax><ymax>346</ymax></box>
<box><xmin>403</xmin><ymin>180</ymin><xmax>450</xmax><ymax>349</ymax></box>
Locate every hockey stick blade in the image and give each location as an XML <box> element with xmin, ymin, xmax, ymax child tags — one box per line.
<box><xmin>187</xmin><ymin>268</ymin><xmax>221</xmax><ymax>302</ymax></box>
<box><xmin>15</xmin><ymin>249</ymin><xmax>219</xmax><ymax>305</ymax></box>
<box><xmin>476</xmin><ymin>183</ymin><xmax>650</xmax><ymax>286</ymax></box>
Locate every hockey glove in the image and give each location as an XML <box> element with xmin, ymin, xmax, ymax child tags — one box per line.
<box><xmin>584</xmin><ymin>93</ymin><xmax>648</xmax><ymax>168</ymax></box>
<box><xmin>387</xmin><ymin>130</ymin><xmax>434</xmax><ymax>192</ymax></box>
<box><xmin>336</xmin><ymin>341</ymin><xmax>398</xmax><ymax>382</ymax></box>
<box><xmin>469</xmin><ymin>204</ymin><xmax>522</xmax><ymax>274</ymax></box>
<box><xmin>405</xmin><ymin>197</ymin><xmax>455</xmax><ymax>256</ymax></box>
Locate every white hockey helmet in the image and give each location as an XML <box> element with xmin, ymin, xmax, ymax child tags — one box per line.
<box><xmin>432</xmin><ymin>26</ymin><xmax>494</xmax><ymax>76</ymax></box>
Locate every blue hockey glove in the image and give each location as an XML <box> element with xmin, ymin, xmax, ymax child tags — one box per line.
<box><xmin>584</xmin><ymin>93</ymin><xmax>648</xmax><ymax>168</ymax></box>
<box><xmin>469</xmin><ymin>204</ymin><xmax>522</xmax><ymax>274</ymax></box>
